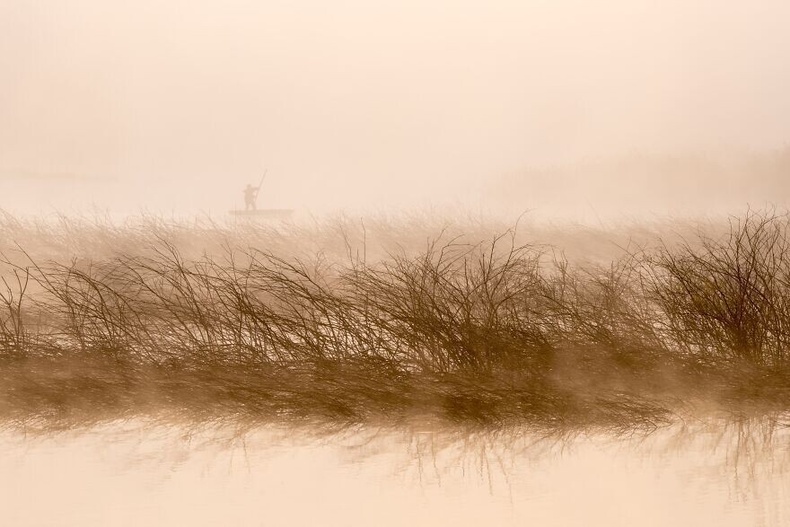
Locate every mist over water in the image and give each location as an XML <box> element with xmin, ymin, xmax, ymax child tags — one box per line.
<box><xmin>3</xmin><ymin>1</ymin><xmax>790</xmax><ymax>220</ymax></box>
<box><xmin>3</xmin><ymin>2</ymin><xmax>790</xmax><ymax>525</ymax></box>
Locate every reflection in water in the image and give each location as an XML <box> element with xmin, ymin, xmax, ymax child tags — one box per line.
<box><xmin>2</xmin><ymin>417</ymin><xmax>790</xmax><ymax>526</ymax></box>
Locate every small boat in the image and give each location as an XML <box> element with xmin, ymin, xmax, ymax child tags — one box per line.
<box><xmin>228</xmin><ymin>209</ymin><xmax>294</xmax><ymax>220</ymax></box>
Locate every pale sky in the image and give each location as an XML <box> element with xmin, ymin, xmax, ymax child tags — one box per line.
<box><xmin>2</xmin><ymin>1</ymin><xmax>789</xmax><ymax>217</ymax></box>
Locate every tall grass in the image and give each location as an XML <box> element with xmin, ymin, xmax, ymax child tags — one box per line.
<box><xmin>2</xmin><ymin>209</ymin><xmax>790</xmax><ymax>430</ymax></box>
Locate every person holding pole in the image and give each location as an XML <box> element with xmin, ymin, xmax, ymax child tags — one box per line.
<box><xmin>243</xmin><ymin>170</ymin><xmax>267</xmax><ymax>211</ymax></box>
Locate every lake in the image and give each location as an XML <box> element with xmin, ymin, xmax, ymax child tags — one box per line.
<box><xmin>2</xmin><ymin>416</ymin><xmax>789</xmax><ymax>526</ymax></box>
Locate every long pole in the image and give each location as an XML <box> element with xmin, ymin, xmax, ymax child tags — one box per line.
<box><xmin>257</xmin><ymin>169</ymin><xmax>268</xmax><ymax>191</ymax></box>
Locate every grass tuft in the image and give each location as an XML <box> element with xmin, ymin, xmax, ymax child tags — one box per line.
<box><xmin>1</xmin><ymin>209</ymin><xmax>790</xmax><ymax>431</ymax></box>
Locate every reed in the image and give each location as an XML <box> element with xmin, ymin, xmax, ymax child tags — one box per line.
<box><xmin>1</xmin><ymin>209</ymin><xmax>789</xmax><ymax>431</ymax></box>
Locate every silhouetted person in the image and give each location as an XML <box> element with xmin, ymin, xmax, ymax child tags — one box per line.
<box><xmin>244</xmin><ymin>184</ymin><xmax>259</xmax><ymax>211</ymax></box>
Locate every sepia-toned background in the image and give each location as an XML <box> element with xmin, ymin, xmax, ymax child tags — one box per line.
<box><xmin>2</xmin><ymin>1</ymin><xmax>790</xmax><ymax>219</ymax></box>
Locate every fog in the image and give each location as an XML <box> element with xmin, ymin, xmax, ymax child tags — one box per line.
<box><xmin>2</xmin><ymin>1</ymin><xmax>790</xmax><ymax>217</ymax></box>
<box><xmin>4</xmin><ymin>6</ymin><xmax>790</xmax><ymax>524</ymax></box>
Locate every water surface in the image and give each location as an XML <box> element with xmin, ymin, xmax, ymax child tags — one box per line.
<box><xmin>3</xmin><ymin>417</ymin><xmax>790</xmax><ymax>526</ymax></box>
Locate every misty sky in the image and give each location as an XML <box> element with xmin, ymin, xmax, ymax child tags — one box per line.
<box><xmin>2</xmin><ymin>1</ymin><xmax>789</xmax><ymax>217</ymax></box>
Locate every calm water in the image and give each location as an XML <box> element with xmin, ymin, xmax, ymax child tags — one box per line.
<box><xmin>2</xmin><ymin>417</ymin><xmax>789</xmax><ymax>526</ymax></box>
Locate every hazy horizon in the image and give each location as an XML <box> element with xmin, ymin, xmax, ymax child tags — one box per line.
<box><xmin>5</xmin><ymin>5</ymin><xmax>790</xmax><ymax>524</ymax></box>
<box><xmin>3</xmin><ymin>1</ymin><xmax>790</xmax><ymax>219</ymax></box>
